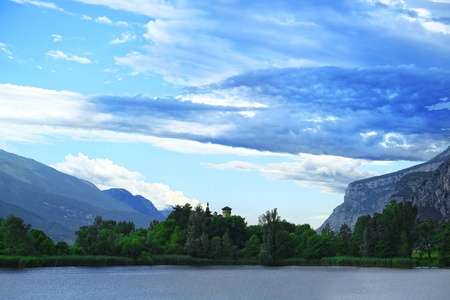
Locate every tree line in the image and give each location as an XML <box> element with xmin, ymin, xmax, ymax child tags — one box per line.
<box><xmin>1</xmin><ymin>200</ymin><xmax>450</xmax><ymax>266</ymax></box>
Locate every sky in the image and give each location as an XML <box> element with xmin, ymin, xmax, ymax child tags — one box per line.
<box><xmin>1</xmin><ymin>0</ymin><xmax>449</xmax><ymax>228</ymax></box>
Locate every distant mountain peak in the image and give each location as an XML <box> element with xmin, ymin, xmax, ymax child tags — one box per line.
<box><xmin>103</xmin><ymin>188</ymin><xmax>168</xmax><ymax>221</ymax></box>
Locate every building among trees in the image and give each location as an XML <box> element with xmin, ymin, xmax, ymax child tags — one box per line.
<box><xmin>222</xmin><ymin>206</ymin><xmax>232</xmax><ymax>218</ymax></box>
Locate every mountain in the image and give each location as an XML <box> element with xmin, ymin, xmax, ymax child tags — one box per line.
<box><xmin>103</xmin><ymin>188</ymin><xmax>170</xmax><ymax>221</ymax></box>
<box><xmin>319</xmin><ymin>146</ymin><xmax>450</xmax><ymax>232</ymax></box>
<box><xmin>0</xmin><ymin>149</ymin><xmax>159</xmax><ymax>244</ymax></box>
<box><xmin>391</xmin><ymin>159</ymin><xmax>450</xmax><ymax>222</ymax></box>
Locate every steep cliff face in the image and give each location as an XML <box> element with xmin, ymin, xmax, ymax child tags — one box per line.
<box><xmin>392</xmin><ymin>160</ymin><xmax>450</xmax><ymax>222</ymax></box>
<box><xmin>319</xmin><ymin>146</ymin><xmax>450</xmax><ymax>232</ymax></box>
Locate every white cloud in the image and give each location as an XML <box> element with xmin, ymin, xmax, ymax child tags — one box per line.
<box><xmin>0</xmin><ymin>84</ymin><xmax>283</xmax><ymax>157</ymax></box>
<box><xmin>82</xmin><ymin>15</ymin><xmax>93</xmax><ymax>21</ymax></box>
<box><xmin>46</xmin><ymin>50</ymin><xmax>92</xmax><ymax>64</ymax></box>
<box><xmin>360</xmin><ymin>131</ymin><xmax>377</xmax><ymax>139</ymax></box>
<box><xmin>180</xmin><ymin>87</ymin><xmax>269</xmax><ymax>108</ymax></box>
<box><xmin>0</xmin><ymin>83</ymin><xmax>106</xmax><ymax>126</ymax></box>
<box><xmin>1</xmin><ymin>47</ymin><xmax>12</xmax><ymax>56</ymax></box>
<box><xmin>116</xmin><ymin>21</ymin><xmax>129</xmax><ymax>27</ymax></box>
<box><xmin>71</xmin><ymin>0</ymin><xmax>197</xmax><ymax>19</ymax></box>
<box><xmin>381</xmin><ymin>133</ymin><xmax>412</xmax><ymax>149</ymax></box>
<box><xmin>202</xmin><ymin>154</ymin><xmax>381</xmax><ymax>194</ymax></box>
<box><xmin>421</xmin><ymin>21</ymin><xmax>450</xmax><ymax>34</ymax></box>
<box><xmin>110</xmin><ymin>32</ymin><xmax>136</xmax><ymax>44</ymax></box>
<box><xmin>95</xmin><ymin>16</ymin><xmax>113</xmax><ymax>25</ymax></box>
<box><xmin>52</xmin><ymin>153</ymin><xmax>199</xmax><ymax>210</ymax></box>
<box><xmin>11</xmin><ymin>0</ymin><xmax>63</xmax><ymax>11</ymax></box>
<box><xmin>52</xmin><ymin>34</ymin><xmax>62</xmax><ymax>42</ymax></box>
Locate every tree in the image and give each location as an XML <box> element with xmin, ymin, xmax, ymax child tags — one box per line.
<box><xmin>416</xmin><ymin>219</ymin><xmax>437</xmax><ymax>262</ymax></box>
<box><xmin>208</xmin><ymin>236</ymin><xmax>222</xmax><ymax>259</ymax></box>
<box><xmin>258</xmin><ymin>208</ymin><xmax>282</xmax><ymax>263</ymax></box>
<box><xmin>375</xmin><ymin>200</ymin><xmax>418</xmax><ymax>258</ymax></box>
<box><xmin>335</xmin><ymin>223</ymin><xmax>352</xmax><ymax>256</ymax></box>
<box><xmin>30</xmin><ymin>229</ymin><xmax>56</xmax><ymax>256</ymax></box>
<box><xmin>3</xmin><ymin>215</ymin><xmax>34</xmax><ymax>256</ymax></box>
<box><xmin>241</xmin><ymin>234</ymin><xmax>261</xmax><ymax>258</ymax></box>
<box><xmin>55</xmin><ymin>241</ymin><xmax>71</xmax><ymax>255</ymax></box>
<box><xmin>349</xmin><ymin>215</ymin><xmax>371</xmax><ymax>257</ymax></box>
<box><xmin>303</xmin><ymin>234</ymin><xmax>327</xmax><ymax>259</ymax></box>
<box><xmin>437</xmin><ymin>221</ymin><xmax>450</xmax><ymax>267</ymax></box>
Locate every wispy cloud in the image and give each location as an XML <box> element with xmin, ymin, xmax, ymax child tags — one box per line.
<box><xmin>110</xmin><ymin>32</ymin><xmax>136</xmax><ymax>44</ymax></box>
<box><xmin>52</xmin><ymin>153</ymin><xmax>199</xmax><ymax>210</ymax></box>
<box><xmin>10</xmin><ymin>0</ymin><xmax>64</xmax><ymax>11</ymax></box>
<box><xmin>71</xmin><ymin>0</ymin><xmax>198</xmax><ymax>19</ymax></box>
<box><xmin>0</xmin><ymin>43</ymin><xmax>14</xmax><ymax>59</ymax></box>
<box><xmin>110</xmin><ymin>0</ymin><xmax>450</xmax><ymax>86</ymax></box>
<box><xmin>82</xmin><ymin>14</ymin><xmax>93</xmax><ymax>21</ymax></box>
<box><xmin>46</xmin><ymin>50</ymin><xmax>92</xmax><ymax>64</ymax></box>
<box><xmin>51</xmin><ymin>34</ymin><xmax>61</xmax><ymax>42</ymax></box>
<box><xmin>202</xmin><ymin>154</ymin><xmax>380</xmax><ymax>194</ymax></box>
<box><xmin>94</xmin><ymin>15</ymin><xmax>130</xmax><ymax>26</ymax></box>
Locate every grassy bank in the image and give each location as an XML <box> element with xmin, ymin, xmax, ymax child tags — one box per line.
<box><xmin>0</xmin><ymin>256</ymin><xmax>136</xmax><ymax>268</ymax></box>
<box><xmin>0</xmin><ymin>255</ymin><xmax>420</xmax><ymax>268</ymax></box>
<box><xmin>321</xmin><ymin>256</ymin><xmax>418</xmax><ymax>268</ymax></box>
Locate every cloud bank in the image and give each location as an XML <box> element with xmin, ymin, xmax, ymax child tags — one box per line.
<box><xmin>1</xmin><ymin>65</ymin><xmax>449</xmax><ymax>161</ymax></box>
<box><xmin>202</xmin><ymin>154</ymin><xmax>380</xmax><ymax>194</ymax></box>
<box><xmin>52</xmin><ymin>153</ymin><xmax>199</xmax><ymax>210</ymax></box>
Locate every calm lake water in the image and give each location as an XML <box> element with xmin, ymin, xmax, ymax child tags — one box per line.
<box><xmin>1</xmin><ymin>265</ymin><xmax>449</xmax><ymax>299</ymax></box>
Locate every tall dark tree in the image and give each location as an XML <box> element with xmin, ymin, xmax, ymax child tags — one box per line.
<box><xmin>258</xmin><ymin>208</ymin><xmax>282</xmax><ymax>263</ymax></box>
<box><xmin>416</xmin><ymin>219</ymin><xmax>437</xmax><ymax>262</ymax></box>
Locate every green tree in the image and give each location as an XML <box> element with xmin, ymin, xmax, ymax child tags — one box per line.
<box><xmin>3</xmin><ymin>215</ymin><xmax>34</xmax><ymax>256</ymax></box>
<box><xmin>241</xmin><ymin>234</ymin><xmax>261</xmax><ymax>258</ymax></box>
<box><xmin>258</xmin><ymin>208</ymin><xmax>282</xmax><ymax>263</ymax></box>
<box><xmin>30</xmin><ymin>229</ymin><xmax>56</xmax><ymax>256</ymax></box>
<box><xmin>437</xmin><ymin>221</ymin><xmax>450</xmax><ymax>267</ymax></box>
<box><xmin>416</xmin><ymin>219</ymin><xmax>437</xmax><ymax>262</ymax></box>
<box><xmin>303</xmin><ymin>234</ymin><xmax>327</xmax><ymax>259</ymax></box>
<box><xmin>55</xmin><ymin>241</ymin><xmax>71</xmax><ymax>255</ymax></box>
<box><xmin>208</xmin><ymin>236</ymin><xmax>222</xmax><ymax>259</ymax></box>
<box><xmin>335</xmin><ymin>223</ymin><xmax>352</xmax><ymax>256</ymax></box>
<box><xmin>349</xmin><ymin>215</ymin><xmax>371</xmax><ymax>257</ymax></box>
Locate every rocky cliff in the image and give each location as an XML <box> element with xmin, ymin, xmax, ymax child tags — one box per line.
<box><xmin>319</xmin><ymin>146</ymin><xmax>450</xmax><ymax>232</ymax></box>
<box><xmin>391</xmin><ymin>159</ymin><xmax>450</xmax><ymax>222</ymax></box>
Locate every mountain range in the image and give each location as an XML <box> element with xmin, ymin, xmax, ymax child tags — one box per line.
<box><xmin>0</xmin><ymin>149</ymin><xmax>169</xmax><ymax>244</ymax></box>
<box><xmin>320</xmin><ymin>146</ymin><xmax>450</xmax><ymax>232</ymax></box>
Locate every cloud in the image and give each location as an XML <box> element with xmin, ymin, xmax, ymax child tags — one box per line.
<box><xmin>51</xmin><ymin>153</ymin><xmax>199</xmax><ymax>210</ymax></box>
<box><xmin>71</xmin><ymin>0</ymin><xmax>198</xmax><ymax>19</ymax></box>
<box><xmin>95</xmin><ymin>16</ymin><xmax>113</xmax><ymax>25</ymax></box>
<box><xmin>94</xmin><ymin>15</ymin><xmax>131</xmax><ymax>26</ymax></box>
<box><xmin>52</xmin><ymin>34</ymin><xmax>61</xmax><ymax>42</ymax></box>
<box><xmin>202</xmin><ymin>154</ymin><xmax>380</xmax><ymax>194</ymax></box>
<box><xmin>0</xmin><ymin>65</ymin><xmax>449</xmax><ymax>162</ymax></box>
<box><xmin>110</xmin><ymin>0</ymin><xmax>450</xmax><ymax>86</ymax></box>
<box><xmin>82</xmin><ymin>14</ymin><xmax>93</xmax><ymax>21</ymax></box>
<box><xmin>46</xmin><ymin>50</ymin><xmax>92</xmax><ymax>64</ymax></box>
<box><xmin>1</xmin><ymin>47</ymin><xmax>13</xmax><ymax>57</ymax></box>
<box><xmin>110</xmin><ymin>33</ymin><xmax>136</xmax><ymax>45</ymax></box>
<box><xmin>116</xmin><ymin>21</ymin><xmax>129</xmax><ymax>27</ymax></box>
<box><xmin>10</xmin><ymin>0</ymin><xmax>63</xmax><ymax>11</ymax></box>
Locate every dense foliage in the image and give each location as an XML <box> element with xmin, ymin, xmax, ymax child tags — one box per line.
<box><xmin>1</xmin><ymin>200</ymin><xmax>450</xmax><ymax>267</ymax></box>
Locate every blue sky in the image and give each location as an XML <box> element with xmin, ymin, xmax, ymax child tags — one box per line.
<box><xmin>1</xmin><ymin>0</ymin><xmax>449</xmax><ymax>228</ymax></box>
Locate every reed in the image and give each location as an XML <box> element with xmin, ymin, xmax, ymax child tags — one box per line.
<box><xmin>321</xmin><ymin>256</ymin><xmax>418</xmax><ymax>268</ymax></box>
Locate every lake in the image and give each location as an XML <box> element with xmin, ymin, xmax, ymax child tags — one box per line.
<box><xmin>1</xmin><ymin>266</ymin><xmax>449</xmax><ymax>299</ymax></box>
